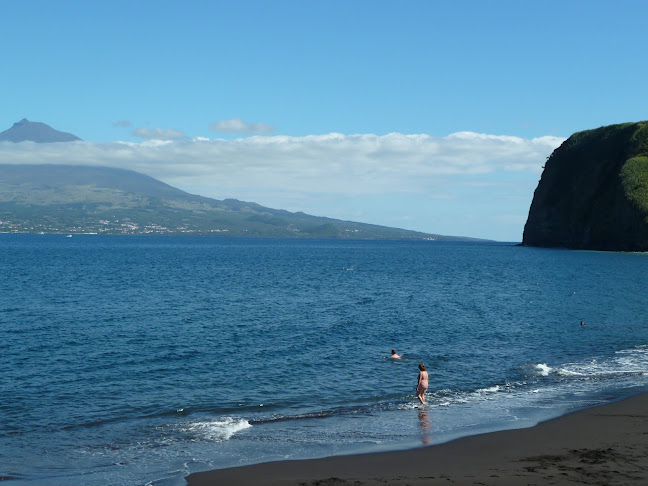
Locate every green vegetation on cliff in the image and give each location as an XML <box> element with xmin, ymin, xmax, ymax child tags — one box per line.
<box><xmin>621</xmin><ymin>155</ymin><xmax>648</xmax><ymax>221</ymax></box>
<box><xmin>523</xmin><ymin>121</ymin><xmax>648</xmax><ymax>251</ymax></box>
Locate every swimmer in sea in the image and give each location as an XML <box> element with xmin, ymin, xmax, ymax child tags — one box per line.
<box><xmin>580</xmin><ymin>321</ymin><xmax>586</xmax><ymax>327</ymax></box>
<box><xmin>416</xmin><ymin>363</ymin><xmax>428</xmax><ymax>404</ymax></box>
<box><xmin>390</xmin><ymin>349</ymin><xmax>401</xmax><ymax>359</ymax></box>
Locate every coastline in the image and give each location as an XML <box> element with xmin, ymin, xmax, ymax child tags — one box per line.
<box><xmin>186</xmin><ymin>392</ymin><xmax>648</xmax><ymax>485</ymax></box>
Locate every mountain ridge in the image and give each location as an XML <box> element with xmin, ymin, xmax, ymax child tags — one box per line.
<box><xmin>0</xmin><ymin>164</ymin><xmax>481</xmax><ymax>240</ymax></box>
<box><xmin>0</xmin><ymin>118</ymin><xmax>82</xmax><ymax>143</ymax></box>
<box><xmin>0</xmin><ymin>119</ymin><xmax>483</xmax><ymax>240</ymax></box>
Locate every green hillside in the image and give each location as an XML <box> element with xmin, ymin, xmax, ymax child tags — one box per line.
<box><xmin>0</xmin><ymin>164</ymin><xmax>476</xmax><ymax>240</ymax></box>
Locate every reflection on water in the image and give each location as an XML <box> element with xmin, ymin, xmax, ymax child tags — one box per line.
<box><xmin>418</xmin><ymin>406</ymin><xmax>431</xmax><ymax>445</ymax></box>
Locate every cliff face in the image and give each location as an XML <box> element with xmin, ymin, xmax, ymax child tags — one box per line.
<box><xmin>523</xmin><ymin>121</ymin><xmax>648</xmax><ymax>251</ymax></box>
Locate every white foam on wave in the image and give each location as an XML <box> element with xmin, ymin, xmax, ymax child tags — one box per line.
<box><xmin>476</xmin><ymin>385</ymin><xmax>501</xmax><ymax>394</ymax></box>
<box><xmin>555</xmin><ymin>345</ymin><xmax>648</xmax><ymax>379</ymax></box>
<box><xmin>534</xmin><ymin>363</ymin><xmax>552</xmax><ymax>376</ymax></box>
<box><xmin>555</xmin><ymin>368</ymin><xmax>586</xmax><ymax>377</ymax></box>
<box><xmin>182</xmin><ymin>417</ymin><xmax>251</xmax><ymax>442</ymax></box>
<box><xmin>397</xmin><ymin>346</ymin><xmax>648</xmax><ymax>417</ymax></box>
<box><xmin>396</xmin><ymin>401</ymin><xmax>421</xmax><ymax>411</ymax></box>
<box><xmin>422</xmin><ymin>384</ymin><xmax>513</xmax><ymax>410</ymax></box>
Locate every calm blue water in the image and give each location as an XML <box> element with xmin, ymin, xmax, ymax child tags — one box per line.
<box><xmin>2</xmin><ymin>235</ymin><xmax>648</xmax><ymax>485</ymax></box>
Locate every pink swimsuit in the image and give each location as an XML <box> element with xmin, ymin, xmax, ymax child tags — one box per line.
<box><xmin>417</xmin><ymin>371</ymin><xmax>428</xmax><ymax>394</ymax></box>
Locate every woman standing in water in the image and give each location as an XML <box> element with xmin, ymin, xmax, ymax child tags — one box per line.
<box><xmin>416</xmin><ymin>363</ymin><xmax>428</xmax><ymax>404</ymax></box>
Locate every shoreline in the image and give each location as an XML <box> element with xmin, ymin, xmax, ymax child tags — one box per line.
<box><xmin>185</xmin><ymin>392</ymin><xmax>648</xmax><ymax>485</ymax></box>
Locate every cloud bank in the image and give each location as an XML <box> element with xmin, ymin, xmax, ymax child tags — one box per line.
<box><xmin>0</xmin><ymin>131</ymin><xmax>564</xmax><ymax>240</ymax></box>
<box><xmin>0</xmin><ymin>131</ymin><xmax>562</xmax><ymax>196</ymax></box>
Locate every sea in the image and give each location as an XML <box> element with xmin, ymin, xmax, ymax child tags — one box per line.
<box><xmin>2</xmin><ymin>234</ymin><xmax>648</xmax><ymax>485</ymax></box>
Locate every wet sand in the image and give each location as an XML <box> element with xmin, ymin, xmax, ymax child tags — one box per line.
<box><xmin>185</xmin><ymin>392</ymin><xmax>648</xmax><ymax>485</ymax></box>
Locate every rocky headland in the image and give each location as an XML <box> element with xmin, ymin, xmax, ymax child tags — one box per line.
<box><xmin>523</xmin><ymin>121</ymin><xmax>648</xmax><ymax>251</ymax></box>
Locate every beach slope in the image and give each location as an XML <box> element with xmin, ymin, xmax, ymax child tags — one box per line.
<box><xmin>186</xmin><ymin>393</ymin><xmax>648</xmax><ymax>485</ymax></box>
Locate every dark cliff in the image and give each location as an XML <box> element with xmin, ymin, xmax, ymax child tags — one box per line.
<box><xmin>522</xmin><ymin>121</ymin><xmax>648</xmax><ymax>251</ymax></box>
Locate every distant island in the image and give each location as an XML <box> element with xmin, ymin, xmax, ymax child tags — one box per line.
<box><xmin>523</xmin><ymin>121</ymin><xmax>648</xmax><ymax>251</ymax></box>
<box><xmin>0</xmin><ymin>119</ymin><xmax>486</xmax><ymax>240</ymax></box>
<box><xmin>0</xmin><ymin>164</ymin><xmax>481</xmax><ymax>240</ymax></box>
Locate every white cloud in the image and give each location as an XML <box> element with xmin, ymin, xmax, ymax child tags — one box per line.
<box><xmin>133</xmin><ymin>127</ymin><xmax>187</xmax><ymax>140</ymax></box>
<box><xmin>0</xmin><ymin>132</ymin><xmax>563</xmax><ymax>195</ymax></box>
<box><xmin>0</xmin><ymin>131</ymin><xmax>565</xmax><ymax>240</ymax></box>
<box><xmin>209</xmin><ymin>117</ymin><xmax>275</xmax><ymax>134</ymax></box>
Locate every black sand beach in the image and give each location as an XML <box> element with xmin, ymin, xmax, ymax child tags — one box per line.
<box><xmin>186</xmin><ymin>393</ymin><xmax>648</xmax><ymax>485</ymax></box>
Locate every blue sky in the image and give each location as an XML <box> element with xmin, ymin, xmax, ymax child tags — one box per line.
<box><xmin>1</xmin><ymin>0</ymin><xmax>647</xmax><ymax>241</ymax></box>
